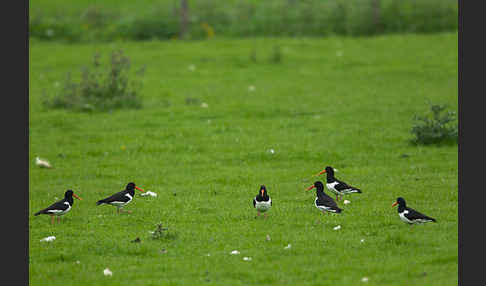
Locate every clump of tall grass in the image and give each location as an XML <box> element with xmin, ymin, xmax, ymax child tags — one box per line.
<box><xmin>42</xmin><ymin>50</ymin><xmax>145</xmax><ymax>112</ymax></box>
<box><xmin>410</xmin><ymin>103</ymin><xmax>458</xmax><ymax>145</ymax></box>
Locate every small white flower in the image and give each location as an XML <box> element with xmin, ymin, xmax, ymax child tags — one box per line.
<box><xmin>205</xmin><ymin>253</ymin><xmax>211</xmax><ymax>257</ymax></box>
<box><xmin>230</xmin><ymin>250</ymin><xmax>240</xmax><ymax>255</ymax></box>
<box><xmin>268</xmin><ymin>149</ymin><xmax>275</xmax><ymax>154</ymax></box>
<box><xmin>188</xmin><ymin>64</ymin><xmax>196</xmax><ymax>71</ymax></box>
<box><xmin>266</xmin><ymin>234</ymin><xmax>271</xmax><ymax>241</ymax></box>
<box><xmin>75</xmin><ymin>260</ymin><xmax>80</xmax><ymax>264</ymax></box>
<box><xmin>201</xmin><ymin>102</ymin><xmax>209</xmax><ymax>108</ymax></box>
<box><xmin>333</xmin><ymin>225</ymin><xmax>341</xmax><ymax>231</ymax></box>
<box><xmin>103</xmin><ymin>268</ymin><xmax>113</xmax><ymax>276</ymax></box>
<box><xmin>343</xmin><ymin>200</ymin><xmax>351</xmax><ymax>205</ymax></box>
<box><xmin>40</xmin><ymin>236</ymin><xmax>56</xmax><ymax>242</ymax></box>
<box><xmin>360</xmin><ymin>238</ymin><xmax>365</xmax><ymax>243</ymax></box>
<box><xmin>284</xmin><ymin>244</ymin><xmax>292</xmax><ymax>250</ymax></box>
<box><xmin>243</xmin><ymin>257</ymin><xmax>252</xmax><ymax>261</ymax></box>
<box><xmin>361</xmin><ymin>277</ymin><xmax>369</xmax><ymax>283</ymax></box>
<box><xmin>248</xmin><ymin>85</ymin><xmax>256</xmax><ymax>92</ymax></box>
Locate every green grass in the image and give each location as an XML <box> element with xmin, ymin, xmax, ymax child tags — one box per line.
<box><xmin>29</xmin><ymin>33</ymin><xmax>458</xmax><ymax>285</ymax></box>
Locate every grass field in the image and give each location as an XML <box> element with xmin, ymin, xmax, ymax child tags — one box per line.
<box><xmin>29</xmin><ymin>33</ymin><xmax>458</xmax><ymax>285</ymax></box>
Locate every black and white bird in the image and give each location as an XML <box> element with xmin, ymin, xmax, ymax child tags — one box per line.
<box><xmin>34</xmin><ymin>190</ymin><xmax>82</xmax><ymax>224</ymax></box>
<box><xmin>306</xmin><ymin>181</ymin><xmax>342</xmax><ymax>215</ymax></box>
<box><xmin>253</xmin><ymin>185</ymin><xmax>272</xmax><ymax>218</ymax></box>
<box><xmin>96</xmin><ymin>182</ymin><xmax>145</xmax><ymax>214</ymax></box>
<box><xmin>314</xmin><ymin>166</ymin><xmax>361</xmax><ymax>201</ymax></box>
<box><xmin>392</xmin><ymin>197</ymin><xmax>436</xmax><ymax>226</ymax></box>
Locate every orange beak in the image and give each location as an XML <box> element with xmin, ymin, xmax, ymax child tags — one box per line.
<box><xmin>313</xmin><ymin>169</ymin><xmax>326</xmax><ymax>177</ymax></box>
<box><xmin>135</xmin><ymin>186</ymin><xmax>145</xmax><ymax>192</ymax></box>
<box><xmin>306</xmin><ymin>185</ymin><xmax>315</xmax><ymax>191</ymax></box>
<box><xmin>392</xmin><ymin>202</ymin><xmax>398</xmax><ymax>207</ymax></box>
<box><xmin>260</xmin><ymin>189</ymin><xmax>264</xmax><ymax>196</ymax></box>
<box><xmin>72</xmin><ymin>193</ymin><xmax>82</xmax><ymax>200</ymax></box>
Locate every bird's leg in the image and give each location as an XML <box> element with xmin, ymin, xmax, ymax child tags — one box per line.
<box><xmin>57</xmin><ymin>216</ymin><xmax>61</xmax><ymax>224</ymax></box>
<box><xmin>335</xmin><ymin>194</ymin><xmax>339</xmax><ymax>201</ymax></box>
<box><xmin>51</xmin><ymin>215</ymin><xmax>55</xmax><ymax>225</ymax></box>
<box><xmin>263</xmin><ymin>213</ymin><xmax>267</xmax><ymax>218</ymax></box>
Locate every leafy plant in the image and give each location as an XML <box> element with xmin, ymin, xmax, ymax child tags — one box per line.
<box><xmin>411</xmin><ymin>103</ymin><xmax>458</xmax><ymax>145</ymax></box>
<box><xmin>42</xmin><ymin>50</ymin><xmax>145</xmax><ymax>112</ymax></box>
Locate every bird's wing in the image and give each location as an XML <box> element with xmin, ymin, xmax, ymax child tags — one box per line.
<box><xmin>100</xmin><ymin>190</ymin><xmax>129</xmax><ymax>203</ymax></box>
<box><xmin>316</xmin><ymin>194</ymin><xmax>339</xmax><ymax>208</ymax></box>
<box><xmin>405</xmin><ymin>207</ymin><xmax>436</xmax><ymax>221</ymax></box>
<box><xmin>37</xmin><ymin>200</ymin><xmax>69</xmax><ymax>214</ymax></box>
<box><xmin>334</xmin><ymin>179</ymin><xmax>359</xmax><ymax>191</ymax></box>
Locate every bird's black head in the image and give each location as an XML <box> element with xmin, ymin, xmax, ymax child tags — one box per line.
<box><xmin>65</xmin><ymin>190</ymin><xmax>74</xmax><ymax>198</ymax></box>
<box><xmin>392</xmin><ymin>197</ymin><xmax>406</xmax><ymax>208</ymax></box>
<box><xmin>306</xmin><ymin>181</ymin><xmax>325</xmax><ymax>191</ymax></box>
<box><xmin>64</xmin><ymin>189</ymin><xmax>82</xmax><ymax>201</ymax></box>
<box><xmin>126</xmin><ymin>182</ymin><xmax>136</xmax><ymax>190</ymax></box>
<box><xmin>259</xmin><ymin>185</ymin><xmax>267</xmax><ymax>195</ymax></box>
<box><xmin>325</xmin><ymin>166</ymin><xmax>335</xmax><ymax>176</ymax></box>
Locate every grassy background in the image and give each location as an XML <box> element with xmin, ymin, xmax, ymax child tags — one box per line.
<box><xmin>29</xmin><ymin>33</ymin><xmax>458</xmax><ymax>285</ymax></box>
<box><xmin>29</xmin><ymin>0</ymin><xmax>458</xmax><ymax>41</ymax></box>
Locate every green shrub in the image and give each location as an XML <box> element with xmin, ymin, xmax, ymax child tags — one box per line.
<box><xmin>411</xmin><ymin>103</ymin><xmax>458</xmax><ymax>145</ymax></box>
<box><xmin>42</xmin><ymin>50</ymin><xmax>145</xmax><ymax>112</ymax></box>
<box><xmin>30</xmin><ymin>0</ymin><xmax>458</xmax><ymax>42</ymax></box>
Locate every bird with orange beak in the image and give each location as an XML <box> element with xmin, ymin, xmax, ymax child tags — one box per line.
<box><xmin>96</xmin><ymin>182</ymin><xmax>145</xmax><ymax>214</ymax></box>
<box><xmin>306</xmin><ymin>181</ymin><xmax>342</xmax><ymax>215</ymax></box>
<box><xmin>253</xmin><ymin>185</ymin><xmax>272</xmax><ymax>218</ymax></box>
<box><xmin>34</xmin><ymin>190</ymin><xmax>82</xmax><ymax>225</ymax></box>
<box><xmin>392</xmin><ymin>197</ymin><xmax>436</xmax><ymax>226</ymax></box>
<box><xmin>313</xmin><ymin>166</ymin><xmax>361</xmax><ymax>201</ymax></box>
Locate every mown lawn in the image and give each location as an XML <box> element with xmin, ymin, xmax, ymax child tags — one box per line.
<box><xmin>29</xmin><ymin>33</ymin><xmax>458</xmax><ymax>285</ymax></box>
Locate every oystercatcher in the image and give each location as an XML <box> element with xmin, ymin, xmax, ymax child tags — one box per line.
<box><xmin>96</xmin><ymin>182</ymin><xmax>144</xmax><ymax>214</ymax></box>
<box><xmin>253</xmin><ymin>185</ymin><xmax>272</xmax><ymax>218</ymax></box>
<box><xmin>306</xmin><ymin>181</ymin><xmax>342</xmax><ymax>215</ymax></box>
<box><xmin>314</xmin><ymin>166</ymin><xmax>361</xmax><ymax>201</ymax></box>
<box><xmin>392</xmin><ymin>197</ymin><xmax>436</xmax><ymax>226</ymax></box>
<box><xmin>34</xmin><ymin>190</ymin><xmax>82</xmax><ymax>224</ymax></box>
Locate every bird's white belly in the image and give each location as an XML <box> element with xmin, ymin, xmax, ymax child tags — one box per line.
<box><xmin>326</xmin><ymin>182</ymin><xmax>340</xmax><ymax>194</ymax></box>
<box><xmin>255</xmin><ymin>200</ymin><xmax>271</xmax><ymax>212</ymax></box>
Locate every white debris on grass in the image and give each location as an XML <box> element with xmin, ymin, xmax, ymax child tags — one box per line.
<box><xmin>35</xmin><ymin>157</ymin><xmax>52</xmax><ymax>168</ymax></box>
<box><xmin>361</xmin><ymin>277</ymin><xmax>369</xmax><ymax>283</ymax></box>
<box><xmin>266</xmin><ymin>234</ymin><xmax>271</xmax><ymax>241</ymax></box>
<box><xmin>103</xmin><ymin>268</ymin><xmax>113</xmax><ymax>276</ymax></box>
<box><xmin>333</xmin><ymin>225</ymin><xmax>341</xmax><ymax>231</ymax></box>
<box><xmin>140</xmin><ymin>191</ymin><xmax>157</xmax><ymax>197</ymax></box>
<box><xmin>243</xmin><ymin>257</ymin><xmax>252</xmax><ymax>261</ymax></box>
<box><xmin>284</xmin><ymin>244</ymin><xmax>292</xmax><ymax>250</ymax></box>
<box><xmin>343</xmin><ymin>200</ymin><xmax>351</xmax><ymax>205</ymax></box>
<box><xmin>230</xmin><ymin>250</ymin><xmax>240</xmax><ymax>255</ymax></box>
<box><xmin>268</xmin><ymin>149</ymin><xmax>275</xmax><ymax>154</ymax></box>
<box><xmin>40</xmin><ymin>236</ymin><xmax>56</xmax><ymax>242</ymax></box>
<box><xmin>360</xmin><ymin>239</ymin><xmax>365</xmax><ymax>243</ymax></box>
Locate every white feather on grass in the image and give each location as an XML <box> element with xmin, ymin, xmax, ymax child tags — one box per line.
<box><xmin>35</xmin><ymin>157</ymin><xmax>52</xmax><ymax>168</ymax></box>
